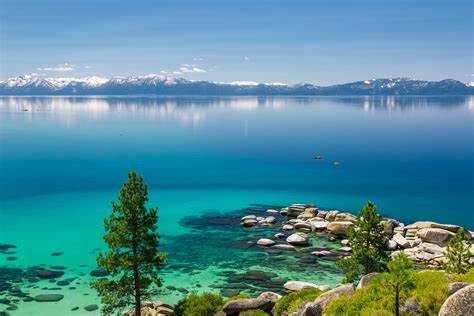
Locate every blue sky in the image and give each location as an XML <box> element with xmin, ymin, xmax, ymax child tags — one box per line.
<box><xmin>0</xmin><ymin>0</ymin><xmax>472</xmax><ymax>84</ymax></box>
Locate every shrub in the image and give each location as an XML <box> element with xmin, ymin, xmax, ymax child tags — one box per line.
<box><xmin>325</xmin><ymin>270</ymin><xmax>451</xmax><ymax>315</ymax></box>
<box><xmin>273</xmin><ymin>288</ymin><xmax>323</xmax><ymax>316</ymax></box>
<box><xmin>239</xmin><ymin>310</ymin><xmax>269</xmax><ymax>316</ymax></box>
<box><xmin>453</xmin><ymin>266</ymin><xmax>474</xmax><ymax>282</ymax></box>
<box><xmin>174</xmin><ymin>292</ymin><xmax>223</xmax><ymax>316</ymax></box>
<box><xmin>412</xmin><ymin>271</ymin><xmax>450</xmax><ymax>314</ymax></box>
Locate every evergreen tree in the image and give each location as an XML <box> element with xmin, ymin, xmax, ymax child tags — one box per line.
<box><xmin>91</xmin><ymin>172</ymin><xmax>166</xmax><ymax>315</ymax></box>
<box><xmin>384</xmin><ymin>253</ymin><xmax>415</xmax><ymax>316</ymax></box>
<box><xmin>443</xmin><ymin>228</ymin><xmax>473</xmax><ymax>275</ymax></box>
<box><xmin>338</xmin><ymin>202</ymin><xmax>389</xmax><ymax>282</ymax></box>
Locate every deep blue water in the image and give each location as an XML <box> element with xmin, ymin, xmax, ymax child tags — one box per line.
<box><xmin>0</xmin><ymin>96</ymin><xmax>473</xmax><ymax>315</ymax></box>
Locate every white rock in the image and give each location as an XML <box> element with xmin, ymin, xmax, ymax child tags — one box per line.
<box><xmin>257</xmin><ymin>238</ymin><xmax>276</xmax><ymax>246</ymax></box>
<box><xmin>282</xmin><ymin>224</ymin><xmax>294</xmax><ymax>231</ymax></box>
<box><xmin>388</xmin><ymin>240</ymin><xmax>398</xmax><ymax>250</ymax></box>
<box><xmin>266</xmin><ymin>209</ymin><xmax>278</xmax><ymax>215</ymax></box>
<box><xmin>283</xmin><ymin>281</ymin><xmax>318</xmax><ymax>291</ymax></box>
<box><xmin>393</xmin><ymin>233</ymin><xmax>410</xmax><ymax>248</ymax></box>
<box><xmin>274</xmin><ymin>233</ymin><xmax>285</xmax><ymax>239</ymax></box>
<box><xmin>286</xmin><ymin>233</ymin><xmax>309</xmax><ymax>246</ymax></box>
<box><xmin>241</xmin><ymin>215</ymin><xmax>256</xmax><ymax>221</ymax></box>
<box><xmin>341</xmin><ymin>239</ymin><xmax>350</xmax><ymax>246</ymax></box>
<box><xmin>265</xmin><ymin>216</ymin><xmax>276</xmax><ymax>224</ymax></box>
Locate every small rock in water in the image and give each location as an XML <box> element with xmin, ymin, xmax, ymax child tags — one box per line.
<box><xmin>266</xmin><ymin>209</ymin><xmax>278</xmax><ymax>215</ymax></box>
<box><xmin>274</xmin><ymin>233</ymin><xmax>285</xmax><ymax>239</ymax></box>
<box><xmin>257</xmin><ymin>238</ymin><xmax>276</xmax><ymax>247</ymax></box>
<box><xmin>50</xmin><ymin>252</ymin><xmax>63</xmax><ymax>257</ymax></box>
<box><xmin>286</xmin><ymin>233</ymin><xmax>309</xmax><ymax>246</ymax></box>
<box><xmin>71</xmin><ymin>306</ymin><xmax>79</xmax><ymax>311</ymax></box>
<box><xmin>90</xmin><ymin>268</ymin><xmax>108</xmax><ymax>277</ymax></box>
<box><xmin>36</xmin><ymin>269</ymin><xmax>64</xmax><ymax>280</ymax></box>
<box><xmin>34</xmin><ymin>294</ymin><xmax>64</xmax><ymax>302</ymax></box>
<box><xmin>6</xmin><ymin>257</ymin><xmax>17</xmax><ymax>261</ymax></box>
<box><xmin>84</xmin><ymin>304</ymin><xmax>99</xmax><ymax>312</ymax></box>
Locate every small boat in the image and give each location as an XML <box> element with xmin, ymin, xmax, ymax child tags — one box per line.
<box><xmin>314</xmin><ymin>155</ymin><xmax>323</xmax><ymax>160</ymax></box>
<box><xmin>333</xmin><ymin>161</ymin><xmax>341</xmax><ymax>166</ymax></box>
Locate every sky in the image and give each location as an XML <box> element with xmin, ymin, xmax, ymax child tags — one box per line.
<box><xmin>0</xmin><ymin>0</ymin><xmax>472</xmax><ymax>85</ymax></box>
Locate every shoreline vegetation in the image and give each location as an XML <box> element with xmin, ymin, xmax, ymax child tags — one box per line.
<box><xmin>94</xmin><ymin>173</ymin><xmax>473</xmax><ymax>316</ymax></box>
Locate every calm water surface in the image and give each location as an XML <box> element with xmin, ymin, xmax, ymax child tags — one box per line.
<box><xmin>0</xmin><ymin>96</ymin><xmax>473</xmax><ymax>315</ymax></box>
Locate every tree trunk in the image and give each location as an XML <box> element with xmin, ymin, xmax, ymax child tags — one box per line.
<box><xmin>395</xmin><ymin>288</ymin><xmax>399</xmax><ymax>316</ymax></box>
<box><xmin>133</xmin><ymin>263</ymin><xmax>141</xmax><ymax>316</ymax></box>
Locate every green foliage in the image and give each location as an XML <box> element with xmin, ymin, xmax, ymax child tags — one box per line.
<box><xmin>443</xmin><ymin>228</ymin><xmax>473</xmax><ymax>274</ymax></box>
<box><xmin>383</xmin><ymin>253</ymin><xmax>415</xmax><ymax>316</ymax></box>
<box><xmin>273</xmin><ymin>288</ymin><xmax>323</xmax><ymax>316</ymax></box>
<box><xmin>223</xmin><ymin>293</ymin><xmax>251</xmax><ymax>304</ymax></box>
<box><xmin>90</xmin><ymin>172</ymin><xmax>166</xmax><ymax>315</ymax></box>
<box><xmin>325</xmin><ymin>270</ymin><xmax>450</xmax><ymax>315</ymax></box>
<box><xmin>337</xmin><ymin>202</ymin><xmax>389</xmax><ymax>283</ymax></box>
<box><xmin>239</xmin><ymin>310</ymin><xmax>269</xmax><ymax>316</ymax></box>
<box><xmin>453</xmin><ymin>267</ymin><xmax>474</xmax><ymax>282</ymax></box>
<box><xmin>411</xmin><ymin>271</ymin><xmax>450</xmax><ymax>314</ymax></box>
<box><xmin>174</xmin><ymin>292</ymin><xmax>224</xmax><ymax>316</ymax></box>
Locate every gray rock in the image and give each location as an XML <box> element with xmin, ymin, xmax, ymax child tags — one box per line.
<box><xmin>388</xmin><ymin>239</ymin><xmax>398</xmax><ymax>250</ymax></box>
<box><xmin>265</xmin><ymin>216</ymin><xmax>276</xmax><ymax>224</ymax></box>
<box><xmin>274</xmin><ymin>233</ymin><xmax>285</xmax><ymax>239</ymax></box>
<box><xmin>84</xmin><ymin>304</ymin><xmax>99</xmax><ymax>312</ymax></box>
<box><xmin>335</xmin><ymin>212</ymin><xmax>356</xmax><ymax>223</ymax></box>
<box><xmin>392</xmin><ymin>233</ymin><xmax>410</xmax><ymax>248</ymax></box>
<box><xmin>294</xmin><ymin>222</ymin><xmax>312</xmax><ymax>232</ymax></box>
<box><xmin>286</xmin><ymin>233</ymin><xmax>309</xmax><ymax>246</ymax></box>
<box><xmin>257</xmin><ymin>238</ymin><xmax>276</xmax><ymax>246</ymax></box>
<box><xmin>309</xmin><ymin>220</ymin><xmax>329</xmax><ymax>231</ymax></box>
<box><xmin>266</xmin><ymin>209</ymin><xmax>278</xmax><ymax>215</ymax></box>
<box><xmin>417</xmin><ymin>228</ymin><xmax>455</xmax><ymax>246</ymax></box>
<box><xmin>357</xmin><ymin>272</ymin><xmax>380</xmax><ymax>289</ymax></box>
<box><xmin>327</xmin><ymin>221</ymin><xmax>354</xmax><ymax>236</ymax></box>
<box><xmin>302</xmin><ymin>284</ymin><xmax>354</xmax><ymax>316</ymax></box>
<box><xmin>121</xmin><ymin>301</ymin><xmax>174</xmax><ymax>316</ymax></box>
<box><xmin>283</xmin><ymin>224</ymin><xmax>294</xmax><ymax>231</ymax></box>
<box><xmin>325</xmin><ymin>210</ymin><xmax>340</xmax><ymax>222</ymax></box>
<box><xmin>241</xmin><ymin>219</ymin><xmax>258</xmax><ymax>227</ymax></box>
<box><xmin>439</xmin><ymin>284</ymin><xmax>474</xmax><ymax>316</ymax></box>
<box><xmin>222</xmin><ymin>296</ymin><xmax>276</xmax><ymax>315</ymax></box>
<box><xmin>272</xmin><ymin>244</ymin><xmax>297</xmax><ymax>251</ymax></box>
<box><xmin>411</xmin><ymin>221</ymin><xmax>461</xmax><ymax>233</ymax></box>
<box><xmin>400</xmin><ymin>297</ymin><xmax>423</xmax><ymax>314</ymax></box>
<box><xmin>311</xmin><ymin>250</ymin><xmax>336</xmax><ymax>257</ymax></box>
<box><xmin>284</xmin><ymin>281</ymin><xmax>319</xmax><ymax>291</ymax></box>
<box><xmin>448</xmin><ymin>282</ymin><xmax>471</xmax><ymax>295</ymax></box>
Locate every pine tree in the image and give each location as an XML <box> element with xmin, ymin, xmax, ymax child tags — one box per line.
<box><xmin>337</xmin><ymin>202</ymin><xmax>389</xmax><ymax>282</ymax></box>
<box><xmin>443</xmin><ymin>228</ymin><xmax>473</xmax><ymax>275</ymax></box>
<box><xmin>91</xmin><ymin>172</ymin><xmax>166</xmax><ymax>315</ymax></box>
<box><xmin>384</xmin><ymin>253</ymin><xmax>415</xmax><ymax>316</ymax></box>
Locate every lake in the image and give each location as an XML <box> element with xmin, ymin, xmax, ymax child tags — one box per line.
<box><xmin>0</xmin><ymin>96</ymin><xmax>473</xmax><ymax>315</ymax></box>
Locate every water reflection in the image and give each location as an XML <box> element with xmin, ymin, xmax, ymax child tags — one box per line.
<box><xmin>0</xmin><ymin>96</ymin><xmax>471</xmax><ymax>126</ymax></box>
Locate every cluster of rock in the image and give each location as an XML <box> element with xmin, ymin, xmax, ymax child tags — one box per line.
<box><xmin>243</xmin><ymin>203</ymin><xmax>473</xmax><ymax>267</ymax></box>
<box><xmin>121</xmin><ymin>301</ymin><xmax>174</xmax><ymax>316</ymax></box>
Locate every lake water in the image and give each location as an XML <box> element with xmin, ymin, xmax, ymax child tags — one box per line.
<box><xmin>0</xmin><ymin>96</ymin><xmax>473</xmax><ymax>315</ymax></box>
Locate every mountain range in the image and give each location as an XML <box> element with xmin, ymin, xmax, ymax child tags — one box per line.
<box><xmin>0</xmin><ymin>75</ymin><xmax>472</xmax><ymax>95</ymax></box>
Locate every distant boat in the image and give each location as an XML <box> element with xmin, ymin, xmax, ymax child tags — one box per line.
<box><xmin>333</xmin><ymin>161</ymin><xmax>341</xmax><ymax>166</ymax></box>
<box><xmin>314</xmin><ymin>155</ymin><xmax>323</xmax><ymax>160</ymax></box>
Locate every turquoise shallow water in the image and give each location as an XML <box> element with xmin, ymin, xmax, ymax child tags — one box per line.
<box><xmin>0</xmin><ymin>96</ymin><xmax>473</xmax><ymax>315</ymax></box>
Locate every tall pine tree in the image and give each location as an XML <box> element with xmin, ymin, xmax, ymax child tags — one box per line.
<box><xmin>91</xmin><ymin>172</ymin><xmax>166</xmax><ymax>315</ymax></box>
<box><xmin>443</xmin><ymin>228</ymin><xmax>473</xmax><ymax>275</ymax></box>
<box><xmin>338</xmin><ymin>201</ymin><xmax>389</xmax><ymax>282</ymax></box>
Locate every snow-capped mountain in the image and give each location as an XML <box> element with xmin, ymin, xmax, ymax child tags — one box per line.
<box><xmin>0</xmin><ymin>75</ymin><xmax>472</xmax><ymax>95</ymax></box>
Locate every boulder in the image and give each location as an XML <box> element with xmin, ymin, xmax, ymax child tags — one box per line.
<box><xmin>257</xmin><ymin>238</ymin><xmax>276</xmax><ymax>247</ymax></box>
<box><xmin>448</xmin><ymin>282</ymin><xmax>471</xmax><ymax>295</ymax></box>
<box><xmin>327</xmin><ymin>221</ymin><xmax>354</xmax><ymax>236</ymax></box>
<box><xmin>388</xmin><ymin>240</ymin><xmax>398</xmax><ymax>250</ymax></box>
<box><xmin>222</xmin><ymin>295</ymin><xmax>276</xmax><ymax>315</ymax></box>
<box><xmin>357</xmin><ymin>272</ymin><xmax>380</xmax><ymax>289</ymax></box>
<box><xmin>241</xmin><ymin>215</ymin><xmax>257</xmax><ymax>221</ymax></box>
<box><xmin>286</xmin><ymin>233</ymin><xmax>309</xmax><ymax>246</ymax></box>
<box><xmin>284</xmin><ymin>281</ymin><xmax>318</xmax><ymax>291</ymax></box>
<box><xmin>419</xmin><ymin>242</ymin><xmax>445</xmax><ymax>255</ymax></box>
<box><xmin>280</xmin><ymin>208</ymin><xmax>288</xmax><ymax>216</ymax></box>
<box><xmin>381</xmin><ymin>220</ymin><xmax>395</xmax><ymax>236</ymax></box>
<box><xmin>392</xmin><ymin>233</ymin><xmax>410</xmax><ymax>249</ymax></box>
<box><xmin>340</xmin><ymin>239</ymin><xmax>350</xmax><ymax>246</ymax></box>
<box><xmin>325</xmin><ymin>210</ymin><xmax>340</xmax><ymax>222</ymax></box>
<box><xmin>241</xmin><ymin>219</ymin><xmax>258</xmax><ymax>228</ymax></box>
<box><xmin>337</xmin><ymin>246</ymin><xmax>352</xmax><ymax>253</ymax></box>
<box><xmin>417</xmin><ymin>228</ymin><xmax>455</xmax><ymax>246</ymax></box>
<box><xmin>266</xmin><ymin>209</ymin><xmax>278</xmax><ymax>215</ymax></box>
<box><xmin>122</xmin><ymin>301</ymin><xmax>174</xmax><ymax>316</ymax></box>
<box><xmin>272</xmin><ymin>244</ymin><xmax>297</xmax><ymax>251</ymax></box>
<box><xmin>283</xmin><ymin>224</ymin><xmax>294</xmax><ymax>231</ymax></box>
<box><xmin>439</xmin><ymin>284</ymin><xmax>474</xmax><ymax>316</ymax></box>
<box><xmin>302</xmin><ymin>284</ymin><xmax>355</xmax><ymax>316</ymax></box>
<box><xmin>311</xmin><ymin>221</ymin><xmax>329</xmax><ymax>231</ymax></box>
<box><xmin>335</xmin><ymin>213</ymin><xmax>356</xmax><ymax>223</ymax></box>
<box><xmin>294</xmin><ymin>222</ymin><xmax>312</xmax><ymax>232</ymax></box>
<box><xmin>400</xmin><ymin>297</ymin><xmax>423</xmax><ymax>314</ymax></box>
<box><xmin>265</xmin><ymin>216</ymin><xmax>276</xmax><ymax>224</ymax></box>
<box><xmin>274</xmin><ymin>233</ymin><xmax>285</xmax><ymax>239</ymax></box>
<box><xmin>411</xmin><ymin>221</ymin><xmax>461</xmax><ymax>233</ymax></box>
<box><xmin>257</xmin><ymin>291</ymin><xmax>282</xmax><ymax>302</ymax></box>
<box><xmin>311</xmin><ymin>250</ymin><xmax>336</xmax><ymax>257</ymax></box>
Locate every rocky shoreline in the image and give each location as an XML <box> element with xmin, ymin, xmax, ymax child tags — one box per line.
<box><xmin>240</xmin><ymin>203</ymin><xmax>474</xmax><ymax>269</ymax></box>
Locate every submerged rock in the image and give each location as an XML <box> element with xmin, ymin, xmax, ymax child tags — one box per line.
<box><xmin>36</xmin><ymin>270</ymin><xmax>64</xmax><ymax>280</ymax></box>
<box><xmin>84</xmin><ymin>304</ymin><xmax>99</xmax><ymax>312</ymax></box>
<box><xmin>34</xmin><ymin>294</ymin><xmax>64</xmax><ymax>302</ymax></box>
